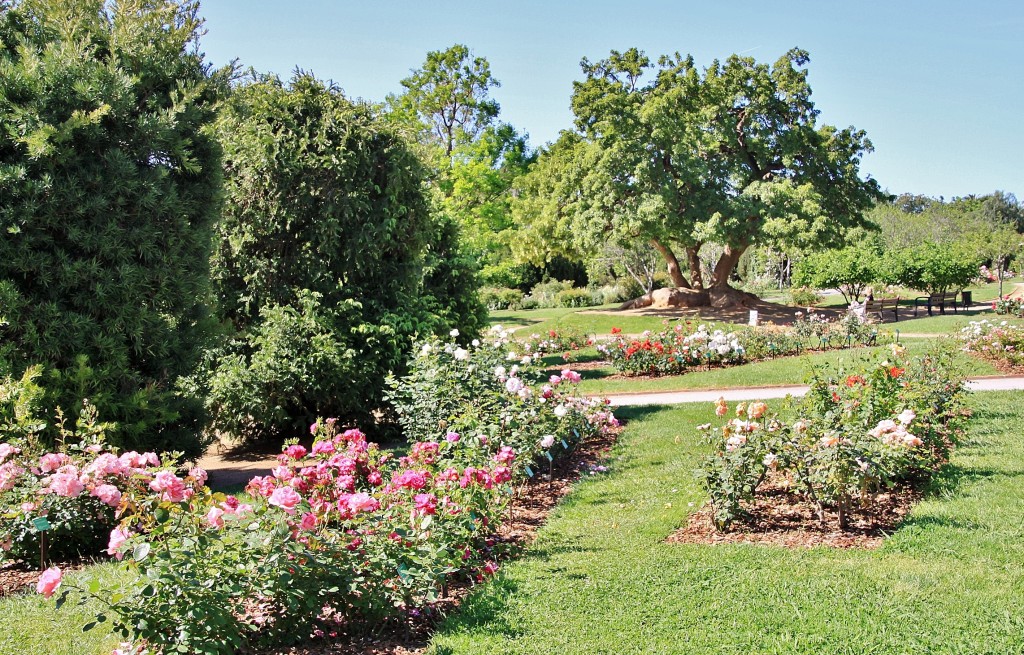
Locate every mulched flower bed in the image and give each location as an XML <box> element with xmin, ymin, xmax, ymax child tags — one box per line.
<box><xmin>668</xmin><ymin>481</ymin><xmax>921</xmax><ymax>550</ymax></box>
<box><xmin>0</xmin><ymin>560</ymin><xmax>91</xmax><ymax>598</ymax></box>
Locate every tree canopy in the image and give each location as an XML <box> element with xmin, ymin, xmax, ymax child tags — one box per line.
<box><xmin>515</xmin><ymin>47</ymin><xmax>884</xmax><ymax>305</ymax></box>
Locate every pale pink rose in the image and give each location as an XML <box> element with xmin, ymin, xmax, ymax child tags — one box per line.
<box><xmin>91</xmin><ymin>484</ymin><xmax>122</xmax><ymax>507</ymax></box>
<box><xmin>119</xmin><ymin>451</ymin><xmax>145</xmax><ymax>469</ymax></box>
<box><xmin>272</xmin><ymin>465</ymin><xmax>294</xmax><ymax>482</ymax></box>
<box><xmin>347</xmin><ymin>492</ymin><xmax>380</xmax><ymax>513</ymax></box>
<box><xmin>0</xmin><ymin>443</ymin><xmax>18</xmax><ymax>462</ymax></box>
<box><xmin>725</xmin><ymin>435</ymin><xmax>747</xmax><ymax>451</ymax></box>
<box><xmin>560</xmin><ymin>369</ymin><xmax>582</xmax><ymax>383</ymax></box>
<box><xmin>36</xmin><ymin>566</ymin><xmax>62</xmax><ymax>597</ymax></box>
<box><xmin>206</xmin><ymin>507</ymin><xmax>226</xmax><ymax>528</ymax></box>
<box><xmin>107</xmin><ymin>527</ymin><xmax>131</xmax><ymax>559</ymax></box>
<box><xmin>149</xmin><ymin>471</ymin><xmax>187</xmax><ymax>503</ymax></box>
<box><xmin>310</xmin><ymin>422</ymin><xmax>319</xmax><ymax>435</ymax></box>
<box><xmin>268</xmin><ymin>486</ymin><xmax>301</xmax><ymax>513</ymax></box>
<box><xmin>20</xmin><ymin>501</ymin><xmax>35</xmax><ymax>513</ymax></box>
<box><xmin>188</xmin><ymin>467</ymin><xmax>208</xmax><ymax>487</ymax></box>
<box><xmin>38</xmin><ymin>453</ymin><xmax>68</xmax><ymax>473</ymax></box>
<box><xmin>819</xmin><ymin>435</ymin><xmax>840</xmax><ymax>448</ymax></box>
<box><xmin>143</xmin><ymin>452</ymin><xmax>161</xmax><ymax>467</ymax></box>
<box><xmin>85</xmin><ymin>453</ymin><xmax>125</xmax><ymax>477</ymax></box>
<box><xmin>897</xmin><ymin>409</ymin><xmax>916</xmax><ymax>426</ymax></box>
<box><xmin>48</xmin><ymin>472</ymin><xmax>84</xmax><ymax>497</ymax></box>
<box><xmin>0</xmin><ymin>462</ymin><xmax>24</xmax><ymax>491</ymax></box>
<box><xmin>445</xmin><ymin>431</ymin><xmax>460</xmax><ymax>443</ymax></box>
<box><xmin>540</xmin><ymin>434</ymin><xmax>555</xmax><ymax>449</ymax></box>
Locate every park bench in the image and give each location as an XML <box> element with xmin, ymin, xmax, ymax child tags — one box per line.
<box><xmin>913</xmin><ymin>291</ymin><xmax>961</xmax><ymax>317</ymax></box>
<box><xmin>863</xmin><ymin>296</ymin><xmax>900</xmax><ymax>322</ymax></box>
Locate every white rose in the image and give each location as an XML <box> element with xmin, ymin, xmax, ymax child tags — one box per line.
<box><xmin>453</xmin><ymin>348</ymin><xmax>469</xmax><ymax>361</ymax></box>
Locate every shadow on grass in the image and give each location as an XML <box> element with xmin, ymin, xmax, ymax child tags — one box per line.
<box><xmin>432</xmin><ymin>575</ymin><xmax>527</xmax><ymax>648</ymax></box>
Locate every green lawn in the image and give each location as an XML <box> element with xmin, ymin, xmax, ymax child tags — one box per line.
<box><xmin>490</xmin><ymin>305</ymin><xmax>671</xmax><ymax>337</ymax></box>
<box><xmin>566</xmin><ymin>341</ymin><xmax>998</xmax><ymax>396</ymax></box>
<box><xmin>0</xmin><ymin>563</ymin><xmax>128</xmax><ymax>655</ymax></box>
<box><xmin>429</xmin><ymin>391</ymin><xmax>1024</xmax><ymax>655</ymax></box>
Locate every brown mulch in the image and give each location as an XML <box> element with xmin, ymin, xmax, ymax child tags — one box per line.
<box><xmin>260</xmin><ymin>429</ymin><xmax>623</xmax><ymax>655</ymax></box>
<box><xmin>0</xmin><ymin>560</ymin><xmax>92</xmax><ymax>598</ymax></box>
<box><xmin>668</xmin><ymin>481</ymin><xmax>921</xmax><ymax>550</ymax></box>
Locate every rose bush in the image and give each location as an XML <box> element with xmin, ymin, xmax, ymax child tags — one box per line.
<box><xmin>959</xmin><ymin>319</ymin><xmax>1024</xmax><ymax>367</ymax></box>
<box><xmin>697</xmin><ymin>345</ymin><xmax>967</xmax><ymax>530</ymax></box>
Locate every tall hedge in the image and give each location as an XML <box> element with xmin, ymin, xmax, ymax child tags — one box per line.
<box><xmin>208</xmin><ymin>74</ymin><xmax>451</xmax><ymax>442</ymax></box>
<box><xmin>0</xmin><ymin>0</ymin><xmax>225</xmax><ymax>457</ymax></box>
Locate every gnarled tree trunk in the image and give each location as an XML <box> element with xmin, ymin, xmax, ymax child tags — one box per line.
<box><xmin>650</xmin><ymin>238</ymin><xmax>689</xmax><ymax>289</ymax></box>
<box><xmin>686</xmin><ymin>244</ymin><xmax>704</xmax><ymax>290</ymax></box>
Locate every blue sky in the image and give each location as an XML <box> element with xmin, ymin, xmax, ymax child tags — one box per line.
<box><xmin>198</xmin><ymin>0</ymin><xmax>1022</xmax><ymax>199</ymax></box>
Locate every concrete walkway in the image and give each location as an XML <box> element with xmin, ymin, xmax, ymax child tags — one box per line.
<box><xmin>603</xmin><ymin>375</ymin><xmax>1024</xmax><ymax>407</ymax></box>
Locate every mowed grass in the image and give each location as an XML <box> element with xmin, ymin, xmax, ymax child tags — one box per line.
<box><xmin>565</xmin><ymin>341</ymin><xmax>999</xmax><ymax>396</ymax></box>
<box><xmin>429</xmin><ymin>391</ymin><xmax>1024</xmax><ymax>655</ymax></box>
<box><xmin>0</xmin><ymin>562</ymin><xmax>129</xmax><ymax>655</ymax></box>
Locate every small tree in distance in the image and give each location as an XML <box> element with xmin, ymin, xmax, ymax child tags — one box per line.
<box><xmin>792</xmin><ymin>245</ymin><xmax>881</xmax><ymax>304</ymax></box>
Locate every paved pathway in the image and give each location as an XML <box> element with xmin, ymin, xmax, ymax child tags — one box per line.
<box><xmin>603</xmin><ymin>375</ymin><xmax>1024</xmax><ymax>407</ymax></box>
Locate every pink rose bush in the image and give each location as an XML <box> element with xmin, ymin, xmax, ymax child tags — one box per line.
<box><xmin>698</xmin><ymin>347</ymin><xmax>968</xmax><ymax>530</ymax></box>
<box><xmin>0</xmin><ymin>402</ymin><xmax>206</xmax><ymax>566</ymax></box>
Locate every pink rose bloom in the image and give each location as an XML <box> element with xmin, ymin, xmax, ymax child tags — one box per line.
<box><xmin>118</xmin><ymin>451</ymin><xmax>145</xmax><ymax>469</ymax></box>
<box><xmin>541</xmin><ymin>385</ymin><xmax>554</xmax><ymax>399</ymax></box>
<box><xmin>143</xmin><ymin>452</ymin><xmax>161</xmax><ymax>467</ymax></box>
<box><xmin>414</xmin><ymin>493</ymin><xmax>438</xmax><ymax>515</ymax></box>
<box><xmin>392</xmin><ymin>469</ymin><xmax>428</xmax><ymax>490</ymax></box>
<box><xmin>334</xmin><ymin>474</ymin><xmax>356</xmax><ymax>492</ymax></box>
<box><xmin>48</xmin><ymin>472</ymin><xmax>84</xmax><ymax>497</ymax></box>
<box><xmin>347</xmin><ymin>492</ymin><xmax>380</xmax><ymax>514</ymax></box>
<box><xmin>493</xmin><ymin>446</ymin><xmax>515</xmax><ymax>465</ymax></box>
<box><xmin>299</xmin><ymin>512</ymin><xmax>317</xmax><ymax>530</ymax></box>
<box><xmin>366</xmin><ymin>470</ymin><xmax>383</xmax><ymax>486</ymax></box>
<box><xmin>505</xmin><ymin>377</ymin><xmax>524</xmax><ymax>394</ymax></box>
<box><xmin>234</xmin><ymin>503</ymin><xmax>254</xmax><ymax>517</ymax></box>
<box><xmin>340</xmin><ymin>428</ymin><xmax>364</xmax><ymax>443</ymax></box>
<box><xmin>492</xmin><ymin>465</ymin><xmax>512</xmax><ymax>484</ymax></box>
<box><xmin>0</xmin><ymin>443</ymin><xmax>19</xmax><ymax>462</ymax></box>
<box><xmin>445</xmin><ymin>431</ymin><xmax>460</xmax><ymax>443</ymax></box>
<box><xmin>91</xmin><ymin>484</ymin><xmax>122</xmax><ymax>507</ymax></box>
<box><xmin>549</xmin><ymin>374</ymin><xmax>562</xmax><ymax>386</ymax></box>
<box><xmin>284</xmin><ymin>444</ymin><xmax>307</xmax><ymax>460</ymax></box>
<box><xmin>482</xmin><ymin>561</ymin><xmax>499</xmax><ymax>576</ymax></box>
<box><xmin>39</xmin><ymin>453</ymin><xmax>68</xmax><ymax>473</ymax></box>
<box><xmin>327</xmin><ymin>454</ymin><xmax>357</xmax><ymax>475</ymax></box>
<box><xmin>310</xmin><ymin>422</ymin><xmax>319</xmax><ymax>435</ymax></box>
<box><xmin>268</xmin><ymin>486</ymin><xmax>302</xmax><ymax>513</ymax></box>
<box><xmin>36</xmin><ymin>566</ymin><xmax>62</xmax><ymax>598</ymax></box>
<box><xmin>0</xmin><ymin>462</ymin><xmax>24</xmax><ymax>491</ymax></box>
<box><xmin>206</xmin><ymin>507</ymin><xmax>226</xmax><ymax>528</ymax></box>
<box><xmin>85</xmin><ymin>453</ymin><xmax>125</xmax><ymax>478</ymax></box>
<box><xmin>560</xmin><ymin>369</ymin><xmax>582</xmax><ymax>384</ymax></box>
<box><xmin>107</xmin><ymin>527</ymin><xmax>131</xmax><ymax>559</ymax></box>
<box><xmin>188</xmin><ymin>467</ymin><xmax>208</xmax><ymax>487</ymax></box>
<box><xmin>272</xmin><ymin>465</ymin><xmax>294</xmax><ymax>482</ymax></box>
<box><xmin>311</xmin><ymin>439</ymin><xmax>335</xmax><ymax>456</ymax></box>
<box><xmin>149</xmin><ymin>471</ymin><xmax>187</xmax><ymax>503</ymax></box>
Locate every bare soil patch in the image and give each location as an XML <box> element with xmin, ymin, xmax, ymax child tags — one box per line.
<box><xmin>668</xmin><ymin>481</ymin><xmax>920</xmax><ymax>550</ymax></box>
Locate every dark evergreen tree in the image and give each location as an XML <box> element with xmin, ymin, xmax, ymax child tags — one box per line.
<box><xmin>0</xmin><ymin>0</ymin><xmax>227</xmax><ymax>456</ymax></box>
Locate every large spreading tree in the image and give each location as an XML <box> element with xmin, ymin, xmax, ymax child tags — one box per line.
<box><xmin>516</xmin><ymin>47</ymin><xmax>884</xmax><ymax>306</ymax></box>
<box><xmin>0</xmin><ymin>0</ymin><xmax>226</xmax><ymax>456</ymax></box>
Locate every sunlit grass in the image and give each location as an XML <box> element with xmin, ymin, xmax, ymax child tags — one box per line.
<box><xmin>430</xmin><ymin>391</ymin><xmax>1024</xmax><ymax>654</ymax></box>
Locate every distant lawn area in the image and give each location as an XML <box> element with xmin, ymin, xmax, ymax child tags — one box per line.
<box><xmin>429</xmin><ymin>391</ymin><xmax>1024</xmax><ymax>655</ymax></box>
<box><xmin>558</xmin><ymin>341</ymin><xmax>998</xmax><ymax>396</ymax></box>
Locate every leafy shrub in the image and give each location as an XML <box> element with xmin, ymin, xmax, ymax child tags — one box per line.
<box><xmin>556</xmin><ymin>288</ymin><xmax>595</xmax><ymax>308</ymax></box>
<box><xmin>992</xmin><ymin>297</ymin><xmax>1024</xmax><ymax>317</ymax></box>
<box><xmin>479</xmin><ymin>286</ymin><xmax>524</xmax><ymax>311</ymax></box>
<box><xmin>0</xmin><ymin>0</ymin><xmax>226</xmax><ymax>457</ymax></box>
<box><xmin>788</xmin><ymin>286</ymin><xmax>822</xmax><ymax>307</ymax></box>
<box><xmin>526</xmin><ymin>280</ymin><xmax>575</xmax><ymax>308</ymax></box>
<box><xmin>598</xmin><ymin>323</ymin><xmax>746</xmax><ymax>376</ymax></box>
<box><xmin>792</xmin><ymin>245</ymin><xmax>881</xmax><ymax>304</ymax></box>
<box><xmin>698</xmin><ymin>347</ymin><xmax>967</xmax><ymax>530</ymax></box>
<box><xmin>880</xmin><ymin>242</ymin><xmax>979</xmax><ymax>295</ymax></box>
<box><xmin>208</xmin><ymin>74</ymin><xmax>448</xmax><ymax>442</ymax></box>
<box><xmin>479</xmin><ymin>261</ymin><xmax>542</xmax><ymax>291</ymax></box>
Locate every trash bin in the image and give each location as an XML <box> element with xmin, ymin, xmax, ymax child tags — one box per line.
<box><xmin>961</xmin><ymin>291</ymin><xmax>972</xmax><ymax>308</ymax></box>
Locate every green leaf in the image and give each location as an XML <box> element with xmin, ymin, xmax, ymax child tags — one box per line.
<box><xmin>133</xmin><ymin>543</ymin><xmax>151</xmax><ymax>562</ymax></box>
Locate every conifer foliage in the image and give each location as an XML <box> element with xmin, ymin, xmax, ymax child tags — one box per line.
<box><xmin>0</xmin><ymin>0</ymin><xmax>226</xmax><ymax>456</ymax></box>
